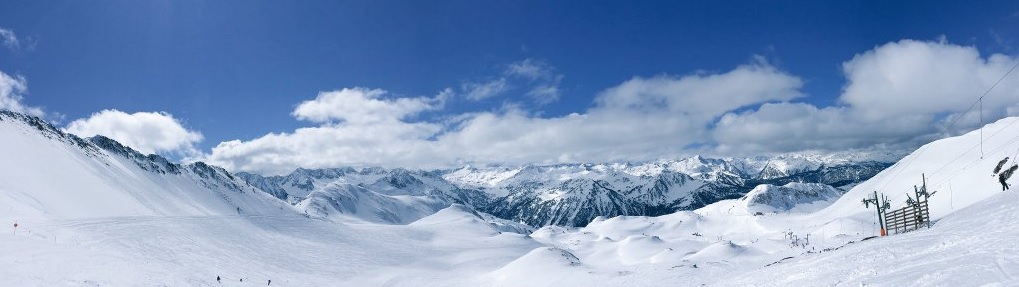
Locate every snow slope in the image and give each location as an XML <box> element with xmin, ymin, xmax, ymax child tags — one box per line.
<box><xmin>720</xmin><ymin>191</ymin><xmax>1019</xmax><ymax>286</ymax></box>
<box><xmin>0</xmin><ymin>110</ymin><xmax>290</xmax><ymax>220</ymax></box>
<box><xmin>297</xmin><ymin>182</ymin><xmax>448</xmax><ymax>224</ymax></box>
<box><xmin>816</xmin><ymin>116</ymin><xmax>1019</xmax><ymax>223</ymax></box>
<box><xmin>0</xmin><ymin>207</ymin><xmax>543</xmax><ymax>286</ymax></box>
<box><xmin>0</xmin><ymin>111</ymin><xmax>544</xmax><ymax>286</ymax></box>
<box><xmin>500</xmin><ymin>117</ymin><xmax>1019</xmax><ymax>286</ymax></box>
<box><xmin>2</xmin><ymin>108</ymin><xmax>1018</xmax><ymax>286</ymax></box>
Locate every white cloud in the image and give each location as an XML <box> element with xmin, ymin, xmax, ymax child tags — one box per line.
<box><xmin>526</xmin><ymin>81</ymin><xmax>561</xmax><ymax>104</ymax></box>
<box><xmin>461</xmin><ymin>59</ymin><xmax>565</xmax><ymax>104</ymax></box>
<box><xmin>713</xmin><ymin>103</ymin><xmax>932</xmax><ymax>154</ymax></box>
<box><xmin>207</xmin><ymin>121</ymin><xmax>444</xmax><ymax>175</ymax></box>
<box><xmin>65</xmin><ymin>110</ymin><xmax>203</xmax><ymax>156</ymax></box>
<box><xmin>0</xmin><ymin>70</ymin><xmax>44</xmax><ymax>117</ymax></box>
<box><xmin>203</xmin><ymin>40</ymin><xmax>1019</xmax><ymax>174</ymax></box>
<box><xmin>840</xmin><ymin>39</ymin><xmax>1018</xmax><ymax>120</ymax></box>
<box><xmin>462</xmin><ymin>79</ymin><xmax>508</xmax><ymax>101</ymax></box>
<box><xmin>436</xmin><ymin>62</ymin><xmax>803</xmax><ymax>163</ymax></box>
<box><xmin>507</xmin><ymin>59</ymin><xmax>564</xmax><ymax>104</ymax></box>
<box><xmin>596</xmin><ymin>62</ymin><xmax>803</xmax><ymax>118</ymax></box>
<box><xmin>204</xmin><ymin>62</ymin><xmax>803</xmax><ymax>175</ymax></box>
<box><xmin>292</xmin><ymin>87</ymin><xmax>442</xmax><ymax>124</ymax></box>
<box><xmin>714</xmin><ymin>39</ymin><xmax>1019</xmax><ymax>154</ymax></box>
<box><xmin>0</xmin><ymin>28</ymin><xmax>19</xmax><ymax>50</ymax></box>
<box><xmin>207</xmin><ymin>88</ymin><xmax>451</xmax><ymax>174</ymax></box>
<box><xmin>506</xmin><ymin>59</ymin><xmax>552</xmax><ymax>80</ymax></box>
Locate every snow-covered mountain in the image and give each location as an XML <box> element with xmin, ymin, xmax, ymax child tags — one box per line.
<box><xmin>0</xmin><ymin>108</ymin><xmax>890</xmax><ymax>228</ymax></box>
<box><xmin>507</xmin><ymin>116</ymin><xmax>1019</xmax><ymax>286</ymax></box>
<box><xmin>295</xmin><ymin>183</ymin><xmax>446</xmax><ymax>224</ymax></box>
<box><xmin>238</xmin><ymin>158</ymin><xmax>890</xmax><ymax>227</ymax></box>
<box><xmin>3</xmin><ymin>109</ymin><xmax>1019</xmax><ymax>286</ymax></box>
<box><xmin>236</xmin><ymin>167</ymin><xmax>490</xmax><ymax>224</ymax></box>
<box><xmin>741</xmin><ymin>182</ymin><xmax>844</xmax><ymax>213</ymax></box>
<box><xmin>460</xmin><ymin>159</ymin><xmax>890</xmax><ymax>226</ymax></box>
<box><xmin>0</xmin><ymin>110</ymin><xmax>290</xmax><ymax>220</ymax></box>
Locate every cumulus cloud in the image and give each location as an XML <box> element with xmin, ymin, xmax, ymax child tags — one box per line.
<box><xmin>205</xmin><ymin>88</ymin><xmax>453</xmax><ymax>174</ymax></box>
<box><xmin>438</xmin><ymin>62</ymin><xmax>802</xmax><ymax>162</ymax></box>
<box><xmin>0</xmin><ymin>70</ymin><xmax>44</xmax><ymax>117</ymax></box>
<box><xmin>0</xmin><ymin>28</ymin><xmax>18</xmax><ymax>50</ymax></box>
<box><xmin>204</xmin><ymin>61</ymin><xmax>802</xmax><ymax>175</ymax></box>
<box><xmin>714</xmin><ymin>39</ymin><xmax>1019</xmax><ymax>153</ymax></box>
<box><xmin>65</xmin><ymin>110</ymin><xmax>203</xmax><ymax>156</ymax></box>
<box><xmin>597</xmin><ymin>62</ymin><xmax>803</xmax><ymax>118</ymax></box>
<box><xmin>203</xmin><ymin>40</ymin><xmax>1019</xmax><ymax>174</ymax></box>
<box><xmin>292</xmin><ymin>87</ymin><xmax>442</xmax><ymax>124</ymax></box>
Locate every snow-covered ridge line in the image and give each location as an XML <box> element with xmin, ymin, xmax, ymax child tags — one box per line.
<box><xmin>237</xmin><ymin>154</ymin><xmax>892</xmax><ymax>227</ymax></box>
<box><xmin>0</xmin><ymin>109</ymin><xmax>289</xmax><ymax>219</ymax></box>
<box><xmin>0</xmin><ymin>109</ymin><xmax>237</xmax><ymax>184</ymax></box>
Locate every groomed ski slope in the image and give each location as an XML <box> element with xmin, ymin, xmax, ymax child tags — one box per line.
<box><xmin>1</xmin><ymin>111</ymin><xmax>1019</xmax><ymax>286</ymax></box>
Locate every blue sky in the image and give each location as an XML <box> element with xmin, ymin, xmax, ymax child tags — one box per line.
<box><xmin>1</xmin><ymin>1</ymin><xmax>1019</xmax><ymax>174</ymax></box>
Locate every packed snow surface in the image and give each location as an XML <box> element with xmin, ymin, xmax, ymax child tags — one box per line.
<box><xmin>1</xmin><ymin>110</ymin><xmax>1019</xmax><ymax>286</ymax></box>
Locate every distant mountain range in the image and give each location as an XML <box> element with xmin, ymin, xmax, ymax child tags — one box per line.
<box><xmin>238</xmin><ymin>156</ymin><xmax>891</xmax><ymax>226</ymax></box>
<box><xmin>0</xmin><ymin>109</ymin><xmax>894</xmax><ymax>227</ymax></box>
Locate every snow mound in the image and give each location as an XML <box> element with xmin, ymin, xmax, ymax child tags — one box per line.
<box><xmin>513</xmin><ymin>247</ymin><xmax>583</xmax><ymax>267</ymax></box>
<box><xmin>683</xmin><ymin>241</ymin><xmax>758</xmax><ymax>263</ymax></box>
<box><xmin>411</xmin><ymin>204</ymin><xmax>535</xmax><ymax>235</ymax></box>
<box><xmin>487</xmin><ymin>247</ymin><xmax>587</xmax><ymax>286</ymax></box>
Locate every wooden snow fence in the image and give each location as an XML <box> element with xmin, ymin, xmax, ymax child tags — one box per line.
<box><xmin>883</xmin><ymin>198</ymin><xmax>930</xmax><ymax>235</ymax></box>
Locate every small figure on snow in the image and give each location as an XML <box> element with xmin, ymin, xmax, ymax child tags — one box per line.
<box><xmin>1000</xmin><ymin>164</ymin><xmax>1018</xmax><ymax>191</ymax></box>
<box><xmin>268</xmin><ymin>279</ymin><xmax>272</xmax><ymax>286</ymax></box>
<box><xmin>1000</xmin><ymin>171</ymin><xmax>1010</xmax><ymax>191</ymax></box>
<box><xmin>994</xmin><ymin>157</ymin><xmax>1010</xmax><ymax>177</ymax></box>
<box><xmin>216</xmin><ymin>276</ymin><xmax>220</xmax><ymax>283</ymax></box>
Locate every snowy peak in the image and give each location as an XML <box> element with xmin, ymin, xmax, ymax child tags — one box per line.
<box><xmin>234</xmin><ymin>153</ymin><xmax>890</xmax><ymax>227</ymax></box>
<box><xmin>89</xmin><ymin>135</ymin><xmax>182</xmax><ymax>175</ymax></box>
<box><xmin>0</xmin><ymin>110</ymin><xmax>101</xmax><ymax>156</ymax></box>
<box><xmin>0</xmin><ymin>110</ymin><xmax>288</xmax><ymax>219</ymax></box>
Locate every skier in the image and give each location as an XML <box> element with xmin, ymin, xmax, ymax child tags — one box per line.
<box><xmin>1000</xmin><ymin>164</ymin><xmax>1018</xmax><ymax>191</ymax></box>
<box><xmin>268</xmin><ymin>279</ymin><xmax>272</xmax><ymax>286</ymax></box>
<box><xmin>994</xmin><ymin>157</ymin><xmax>1010</xmax><ymax>177</ymax></box>
<box><xmin>216</xmin><ymin>276</ymin><xmax>220</xmax><ymax>283</ymax></box>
